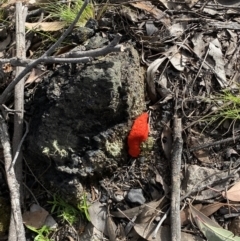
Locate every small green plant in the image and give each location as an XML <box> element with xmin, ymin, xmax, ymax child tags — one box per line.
<box><xmin>0</xmin><ymin>6</ymin><xmax>7</xmax><ymax>23</ymax></box>
<box><xmin>201</xmin><ymin>90</ymin><xmax>240</xmax><ymax>132</ymax></box>
<box><xmin>46</xmin><ymin>0</ymin><xmax>94</xmax><ymax>27</ymax></box>
<box><xmin>48</xmin><ymin>195</ymin><xmax>79</xmax><ymax>225</ymax></box>
<box><xmin>49</xmin><ymin>193</ymin><xmax>91</xmax><ymax>225</ymax></box>
<box><xmin>78</xmin><ymin>193</ymin><xmax>91</xmax><ymax>221</ymax></box>
<box><xmin>27</xmin><ymin>225</ymin><xmax>54</xmax><ymax>241</ymax></box>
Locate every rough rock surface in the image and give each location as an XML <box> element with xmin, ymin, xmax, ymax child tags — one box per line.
<box><xmin>25</xmin><ymin>44</ymin><xmax>145</xmax><ymax>201</ymax></box>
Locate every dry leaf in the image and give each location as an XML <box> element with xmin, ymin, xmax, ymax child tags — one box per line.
<box><xmin>180</xmin><ymin>204</ymin><xmax>202</xmax><ymax>226</ymax></box>
<box><xmin>130</xmin><ymin>1</ymin><xmax>170</xmax><ymax>26</ymax></box>
<box><xmin>190</xmin><ymin>137</ymin><xmax>211</xmax><ymax>163</ymax></box>
<box><xmin>222</xmin><ymin>181</ymin><xmax>240</xmax><ymax>201</ymax></box>
<box><xmin>135</xmin><ymin>198</ymin><xmax>165</xmax><ymax>224</ymax></box>
<box><xmin>147</xmin><ymin>57</ymin><xmax>167</xmax><ymax>102</ymax></box>
<box><xmin>190</xmin><ymin>203</ymin><xmax>222</xmax><ymax>229</ymax></box>
<box><xmin>164</xmin><ymin>45</ymin><xmax>188</xmax><ymax>72</ymax></box>
<box><xmin>225</xmin><ymin>30</ymin><xmax>237</xmax><ymax>56</ymax></box>
<box><xmin>22</xmin><ymin>204</ymin><xmax>49</xmax><ymax>229</ymax></box>
<box><xmin>161</xmin><ymin>122</ymin><xmax>172</xmax><ymax>160</ymax></box>
<box><xmin>229</xmin><ymin>217</ymin><xmax>240</xmax><ymax>236</ymax></box>
<box><xmin>193</xmin><ymin>149</ymin><xmax>211</xmax><ymax>163</ymax></box>
<box><xmin>80</xmin><ymin>223</ymin><xmax>107</xmax><ymax>241</ymax></box>
<box><xmin>215</xmin><ymin>0</ymin><xmax>240</xmax><ymax>6</ymax></box>
<box><xmin>2</xmin><ymin>63</ymin><xmax>13</xmax><ymax>73</ymax></box>
<box><xmin>54</xmin><ymin>45</ymin><xmax>76</xmax><ymax>56</ymax></box>
<box><xmin>168</xmin><ymin>23</ymin><xmax>185</xmax><ymax>38</ymax></box>
<box><xmin>0</xmin><ymin>34</ymin><xmax>11</xmax><ymax>51</ymax></box>
<box><xmin>190</xmin><ymin>204</ymin><xmax>240</xmax><ymax>241</ymax></box>
<box><xmin>111</xmin><ymin>206</ymin><xmax>142</xmax><ymax>219</ymax></box>
<box><xmin>88</xmin><ymin>201</ymin><xmax>108</xmax><ymax>235</ymax></box>
<box><xmin>25</xmin><ymin>22</ymin><xmax>66</xmax><ymax>31</ymax></box>
<box><xmin>134</xmin><ymin>222</ymin><xmax>204</xmax><ymax>241</ymax></box>
<box><xmin>119</xmin><ymin>7</ymin><xmax>138</xmax><ymax>22</ymax></box>
<box><xmin>208</xmin><ymin>39</ymin><xmax>227</xmax><ymax>88</ymax></box>
<box><xmin>191</xmin><ymin>32</ymin><xmax>208</xmax><ymax>59</ymax></box>
<box><xmin>25</xmin><ymin>68</ymin><xmax>46</xmax><ymax>86</ymax></box>
<box><xmin>151</xmin><ymin>167</ymin><xmax>169</xmax><ymax>194</ymax></box>
<box><xmin>106</xmin><ymin>215</ymin><xmax>117</xmax><ymax>241</ymax></box>
<box><xmin>146</xmin><ymin>21</ymin><xmax>158</xmax><ymax>36</ymax></box>
<box><xmin>200</xmin><ymin>203</ymin><xmax>226</xmax><ymax>217</ymax></box>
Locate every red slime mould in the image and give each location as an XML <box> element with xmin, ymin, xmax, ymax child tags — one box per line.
<box><xmin>128</xmin><ymin>112</ymin><xmax>149</xmax><ymax>157</ymax></box>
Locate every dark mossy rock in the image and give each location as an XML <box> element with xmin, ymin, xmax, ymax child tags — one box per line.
<box><xmin>25</xmin><ymin>45</ymin><xmax>145</xmax><ymax>202</ymax></box>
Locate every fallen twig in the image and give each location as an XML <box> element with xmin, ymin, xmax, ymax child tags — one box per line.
<box><xmin>8</xmin><ymin>3</ymin><xmax>27</xmax><ymax>240</ymax></box>
<box><xmin>11</xmin><ymin>121</ymin><xmax>29</xmax><ymax>170</ymax></box>
<box><xmin>170</xmin><ymin>117</ymin><xmax>183</xmax><ymax>241</ymax></box>
<box><xmin>0</xmin><ymin>114</ymin><xmax>25</xmax><ymax>241</ymax></box>
<box><xmin>0</xmin><ymin>43</ymin><xmax>123</xmax><ymax>67</ymax></box>
<box><xmin>0</xmin><ymin>56</ymin><xmax>92</xmax><ymax>66</ymax></box>
<box><xmin>190</xmin><ymin>134</ymin><xmax>240</xmax><ymax>152</ymax></box>
<box><xmin>152</xmin><ymin>208</ymin><xmax>170</xmax><ymax>239</ymax></box>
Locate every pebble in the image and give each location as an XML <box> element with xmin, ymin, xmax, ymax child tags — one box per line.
<box><xmin>126</xmin><ymin>189</ymin><xmax>146</xmax><ymax>204</ymax></box>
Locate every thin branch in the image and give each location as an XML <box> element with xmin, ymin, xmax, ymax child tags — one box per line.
<box><xmin>190</xmin><ymin>134</ymin><xmax>240</xmax><ymax>152</ymax></box>
<box><xmin>0</xmin><ymin>57</ymin><xmax>91</xmax><ymax>66</ymax></box>
<box><xmin>8</xmin><ymin>3</ymin><xmax>27</xmax><ymax>241</ymax></box>
<box><xmin>0</xmin><ymin>44</ymin><xmax>123</xmax><ymax>67</ymax></box>
<box><xmin>11</xmin><ymin>121</ymin><xmax>29</xmax><ymax>170</ymax></box>
<box><xmin>170</xmin><ymin>117</ymin><xmax>183</xmax><ymax>241</ymax></box>
<box><xmin>0</xmin><ymin>114</ymin><xmax>25</xmax><ymax>241</ymax></box>
<box><xmin>13</xmin><ymin>0</ymin><xmax>26</xmax><ymax>188</ymax></box>
<box><xmin>152</xmin><ymin>208</ymin><xmax>170</xmax><ymax>239</ymax></box>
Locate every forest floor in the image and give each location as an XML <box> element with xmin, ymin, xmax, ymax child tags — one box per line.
<box><xmin>1</xmin><ymin>0</ymin><xmax>240</xmax><ymax>241</ymax></box>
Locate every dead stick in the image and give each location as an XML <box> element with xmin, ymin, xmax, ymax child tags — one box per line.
<box><xmin>13</xmin><ymin>0</ymin><xmax>26</xmax><ymax>198</ymax></box>
<box><xmin>0</xmin><ymin>44</ymin><xmax>123</xmax><ymax>67</ymax></box>
<box><xmin>8</xmin><ymin>3</ymin><xmax>27</xmax><ymax>241</ymax></box>
<box><xmin>171</xmin><ymin>117</ymin><xmax>183</xmax><ymax>241</ymax></box>
<box><xmin>190</xmin><ymin>134</ymin><xmax>240</xmax><ymax>152</ymax></box>
<box><xmin>0</xmin><ymin>114</ymin><xmax>25</xmax><ymax>241</ymax></box>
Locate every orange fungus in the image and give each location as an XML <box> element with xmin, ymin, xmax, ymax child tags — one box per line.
<box><xmin>128</xmin><ymin>112</ymin><xmax>149</xmax><ymax>157</ymax></box>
